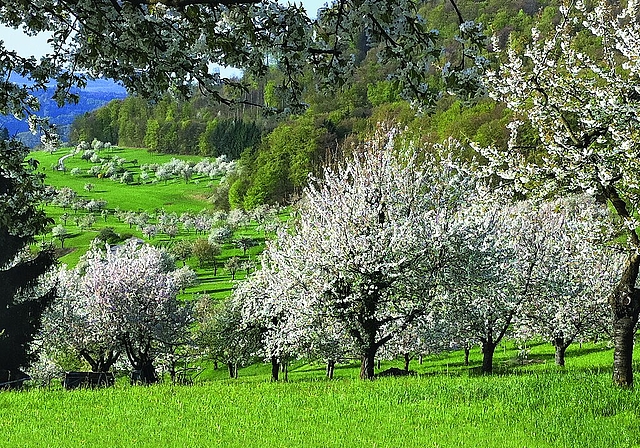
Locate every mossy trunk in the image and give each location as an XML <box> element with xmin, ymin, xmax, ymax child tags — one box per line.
<box><xmin>604</xmin><ymin>190</ymin><xmax>640</xmax><ymax>387</ymax></box>
<box><xmin>553</xmin><ymin>335</ymin><xmax>570</xmax><ymax>367</ymax></box>
<box><xmin>612</xmin><ymin>316</ymin><xmax>637</xmax><ymax>387</ymax></box>
<box><xmin>360</xmin><ymin>348</ymin><xmax>376</xmax><ymax>380</ymax></box>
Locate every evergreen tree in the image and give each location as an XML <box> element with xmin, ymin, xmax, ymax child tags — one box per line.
<box><xmin>0</xmin><ymin>138</ymin><xmax>56</xmax><ymax>378</ymax></box>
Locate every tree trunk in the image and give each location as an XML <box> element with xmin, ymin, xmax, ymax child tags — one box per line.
<box><xmin>360</xmin><ymin>347</ymin><xmax>376</xmax><ymax>380</ymax></box>
<box><xmin>403</xmin><ymin>353</ymin><xmax>411</xmax><ymax>372</ymax></box>
<box><xmin>610</xmin><ymin>252</ymin><xmax>640</xmax><ymax>387</ymax></box>
<box><xmin>612</xmin><ymin>315</ymin><xmax>637</xmax><ymax>387</ymax></box>
<box><xmin>137</xmin><ymin>359</ymin><xmax>158</xmax><ymax>384</ymax></box>
<box><xmin>81</xmin><ymin>350</ymin><xmax>120</xmax><ymax>373</ymax></box>
<box><xmin>270</xmin><ymin>356</ymin><xmax>279</xmax><ymax>382</ymax></box>
<box><xmin>464</xmin><ymin>346</ymin><xmax>470</xmax><ymax>366</ymax></box>
<box><xmin>553</xmin><ymin>335</ymin><xmax>569</xmax><ymax>367</ymax></box>
<box><xmin>228</xmin><ymin>363</ymin><xmax>236</xmax><ymax>379</ymax></box>
<box><xmin>481</xmin><ymin>342</ymin><xmax>496</xmax><ymax>374</ymax></box>
<box><xmin>326</xmin><ymin>359</ymin><xmax>335</xmax><ymax>379</ymax></box>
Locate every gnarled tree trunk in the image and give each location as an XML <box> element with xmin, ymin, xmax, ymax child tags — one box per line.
<box><xmin>610</xmin><ymin>253</ymin><xmax>640</xmax><ymax>387</ymax></box>
<box><xmin>360</xmin><ymin>347</ymin><xmax>376</xmax><ymax>380</ymax></box>
<box><xmin>80</xmin><ymin>349</ymin><xmax>120</xmax><ymax>373</ymax></box>
<box><xmin>124</xmin><ymin>337</ymin><xmax>157</xmax><ymax>384</ymax></box>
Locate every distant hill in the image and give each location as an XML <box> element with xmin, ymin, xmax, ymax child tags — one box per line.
<box><xmin>0</xmin><ymin>77</ymin><xmax>127</xmax><ymax>147</ymax></box>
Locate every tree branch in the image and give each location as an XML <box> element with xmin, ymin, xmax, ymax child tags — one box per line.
<box><xmin>448</xmin><ymin>0</ymin><xmax>464</xmax><ymax>26</ymax></box>
<box><xmin>129</xmin><ymin>0</ymin><xmax>261</xmax><ymax>6</ymax></box>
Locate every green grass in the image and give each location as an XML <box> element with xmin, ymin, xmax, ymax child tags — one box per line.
<box><xmin>2</xmin><ymin>368</ymin><xmax>640</xmax><ymax>447</ymax></box>
<box><xmin>31</xmin><ymin>146</ymin><xmax>267</xmax><ymax>298</ymax></box>
<box><xmin>34</xmin><ymin>147</ymin><xmax>210</xmax><ymax>212</ymax></box>
<box><xmin>2</xmin><ymin>342</ymin><xmax>640</xmax><ymax>447</ymax></box>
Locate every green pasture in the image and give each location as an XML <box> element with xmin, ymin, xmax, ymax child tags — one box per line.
<box><xmin>33</xmin><ymin>147</ymin><xmax>215</xmax><ymax>215</ymax></box>
<box><xmin>2</xmin><ymin>342</ymin><xmax>640</xmax><ymax>448</ymax></box>
<box><xmin>31</xmin><ymin>147</ymin><xmax>265</xmax><ymax>298</ymax></box>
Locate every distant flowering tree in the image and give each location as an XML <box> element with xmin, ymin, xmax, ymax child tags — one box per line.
<box><xmin>195</xmin><ymin>294</ymin><xmax>262</xmax><ymax>379</ymax></box>
<box><xmin>51</xmin><ymin>224</ymin><xmax>69</xmax><ymax>248</ymax></box>
<box><xmin>514</xmin><ymin>196</ymin><xmax>622</xmax><ymax>366</ymax></box>
<box><xmin>192</xmin><ymin>238</ymin><xmax>221</xmax><ymax>272</ymax></box>
<box><xmin>482</xmin><ymin>0</ymin><xmax>640</xmax><ymax>386</ymax></box>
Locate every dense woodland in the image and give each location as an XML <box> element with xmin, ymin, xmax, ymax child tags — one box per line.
<box><xmin>69</xmin><ymin>0</ymin><xmax>562</xmax><ymax>210</ymax></box>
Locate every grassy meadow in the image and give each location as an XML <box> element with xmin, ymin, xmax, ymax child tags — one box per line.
<box><xmin>31</xmin><ymin>146</ymin><xmax>265</xmax><ymax>298</ymax></box>
<box><xmin>2</xmin><ymin>341</ymin><xmax>640</xmax><ymax>447</ymax></box>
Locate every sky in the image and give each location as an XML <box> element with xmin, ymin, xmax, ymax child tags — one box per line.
<box><xmin>0</xmin><ymin>0</ymin><xmax>329</xmax><ymax>64</ymax></box>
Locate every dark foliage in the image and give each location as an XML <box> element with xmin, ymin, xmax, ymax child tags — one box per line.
<box><xmin>0</xmin><ymin>138</ymin><xmax>56</xmax><ymax>373</ymax></box>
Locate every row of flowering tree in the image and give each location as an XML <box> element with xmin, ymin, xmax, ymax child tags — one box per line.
<box><xmin>198</xmin><ymin>129</ymin><xmax>622</xmax><ymax>380</ymax></box>
<box><xmin>481</xmin><ymin>0</ymin><xmax>640</xmax><ymax>386</ymax></box>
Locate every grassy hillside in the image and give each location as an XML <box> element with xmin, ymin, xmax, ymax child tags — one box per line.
<box><xmin>32</xmin><ymin>146</ymin><xmax>268</xmax><ymax>299</ymax></box>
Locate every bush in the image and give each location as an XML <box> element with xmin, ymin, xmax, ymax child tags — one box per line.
<box><xmin>95</xmin><ymin>227</ymin><xmax>122</xmax><ymax>245</ymax></box>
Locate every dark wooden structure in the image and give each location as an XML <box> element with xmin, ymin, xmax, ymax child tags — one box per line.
<box><xmin>63</xmin><ymin>371</ymin><xmax>115</xmax><ymax>389</ymax></box>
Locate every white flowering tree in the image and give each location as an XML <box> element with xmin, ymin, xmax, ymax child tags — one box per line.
<box><xmin>234</xmin><ymin>266</ymin><xmax>297</xmax><ymax>381</ymax></box>
<box><xmin>41</xmin><ymin>241</ymin><xmax>192</xmax><ymax>383</ymax></box>
<box><xmin>41</xmin><ymin>266</ymin><xmax>122</xmax><ymax>373</ymax></box>
<box><xmin>482</xmin><ymin>1</ymin><xmax>640</xmax><ymax>386</ymax></box>
<box><xmin>439</xmin><ymin>200</ymin><xmax>523</xmax><ymax>374</ymax></box>
<box><xmin>195</xmin><ymin>294</ymin><xmax>262</xmax><ymax>379</ymax></box>
<box><xmin>441</xmin><ymin>195</ymin><xmax>617</xmax><ymax>374</ymax></box>
<box><xmin>515</xmin><ymin>196</ymin><xmax>622</xmax><ymax>367</ymax></box>
<box><xmin>246</xmin><ymin>131</ymin><xmax>479</xmax><ymax>379</ymax></box>
<box><xmin>0</xmin><ymin>0</ymin><xmax>485</xmax><ymax>123</ymax></box>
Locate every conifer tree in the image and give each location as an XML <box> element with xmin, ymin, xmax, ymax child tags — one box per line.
<box><xmin>0</xmin><ymin>138</ymin><xmax>55</xmax><ymax>378</ymax></box>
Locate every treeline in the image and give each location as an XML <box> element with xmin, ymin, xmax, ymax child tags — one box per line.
<box><xmin>70</xmin><ymin>0</ymin><xmax>562</xmax><ymax>210</ymax></box>
<box><xmin>70</xmin><ymin>95</ymin><xmax>265</xmax><ymax>158</ymax></box>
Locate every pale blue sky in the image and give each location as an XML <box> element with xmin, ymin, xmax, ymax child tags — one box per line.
<box><xmin>0</xmin><ymin>0</ymin><xmax>328</xmax><ymax>62</ymax></box>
